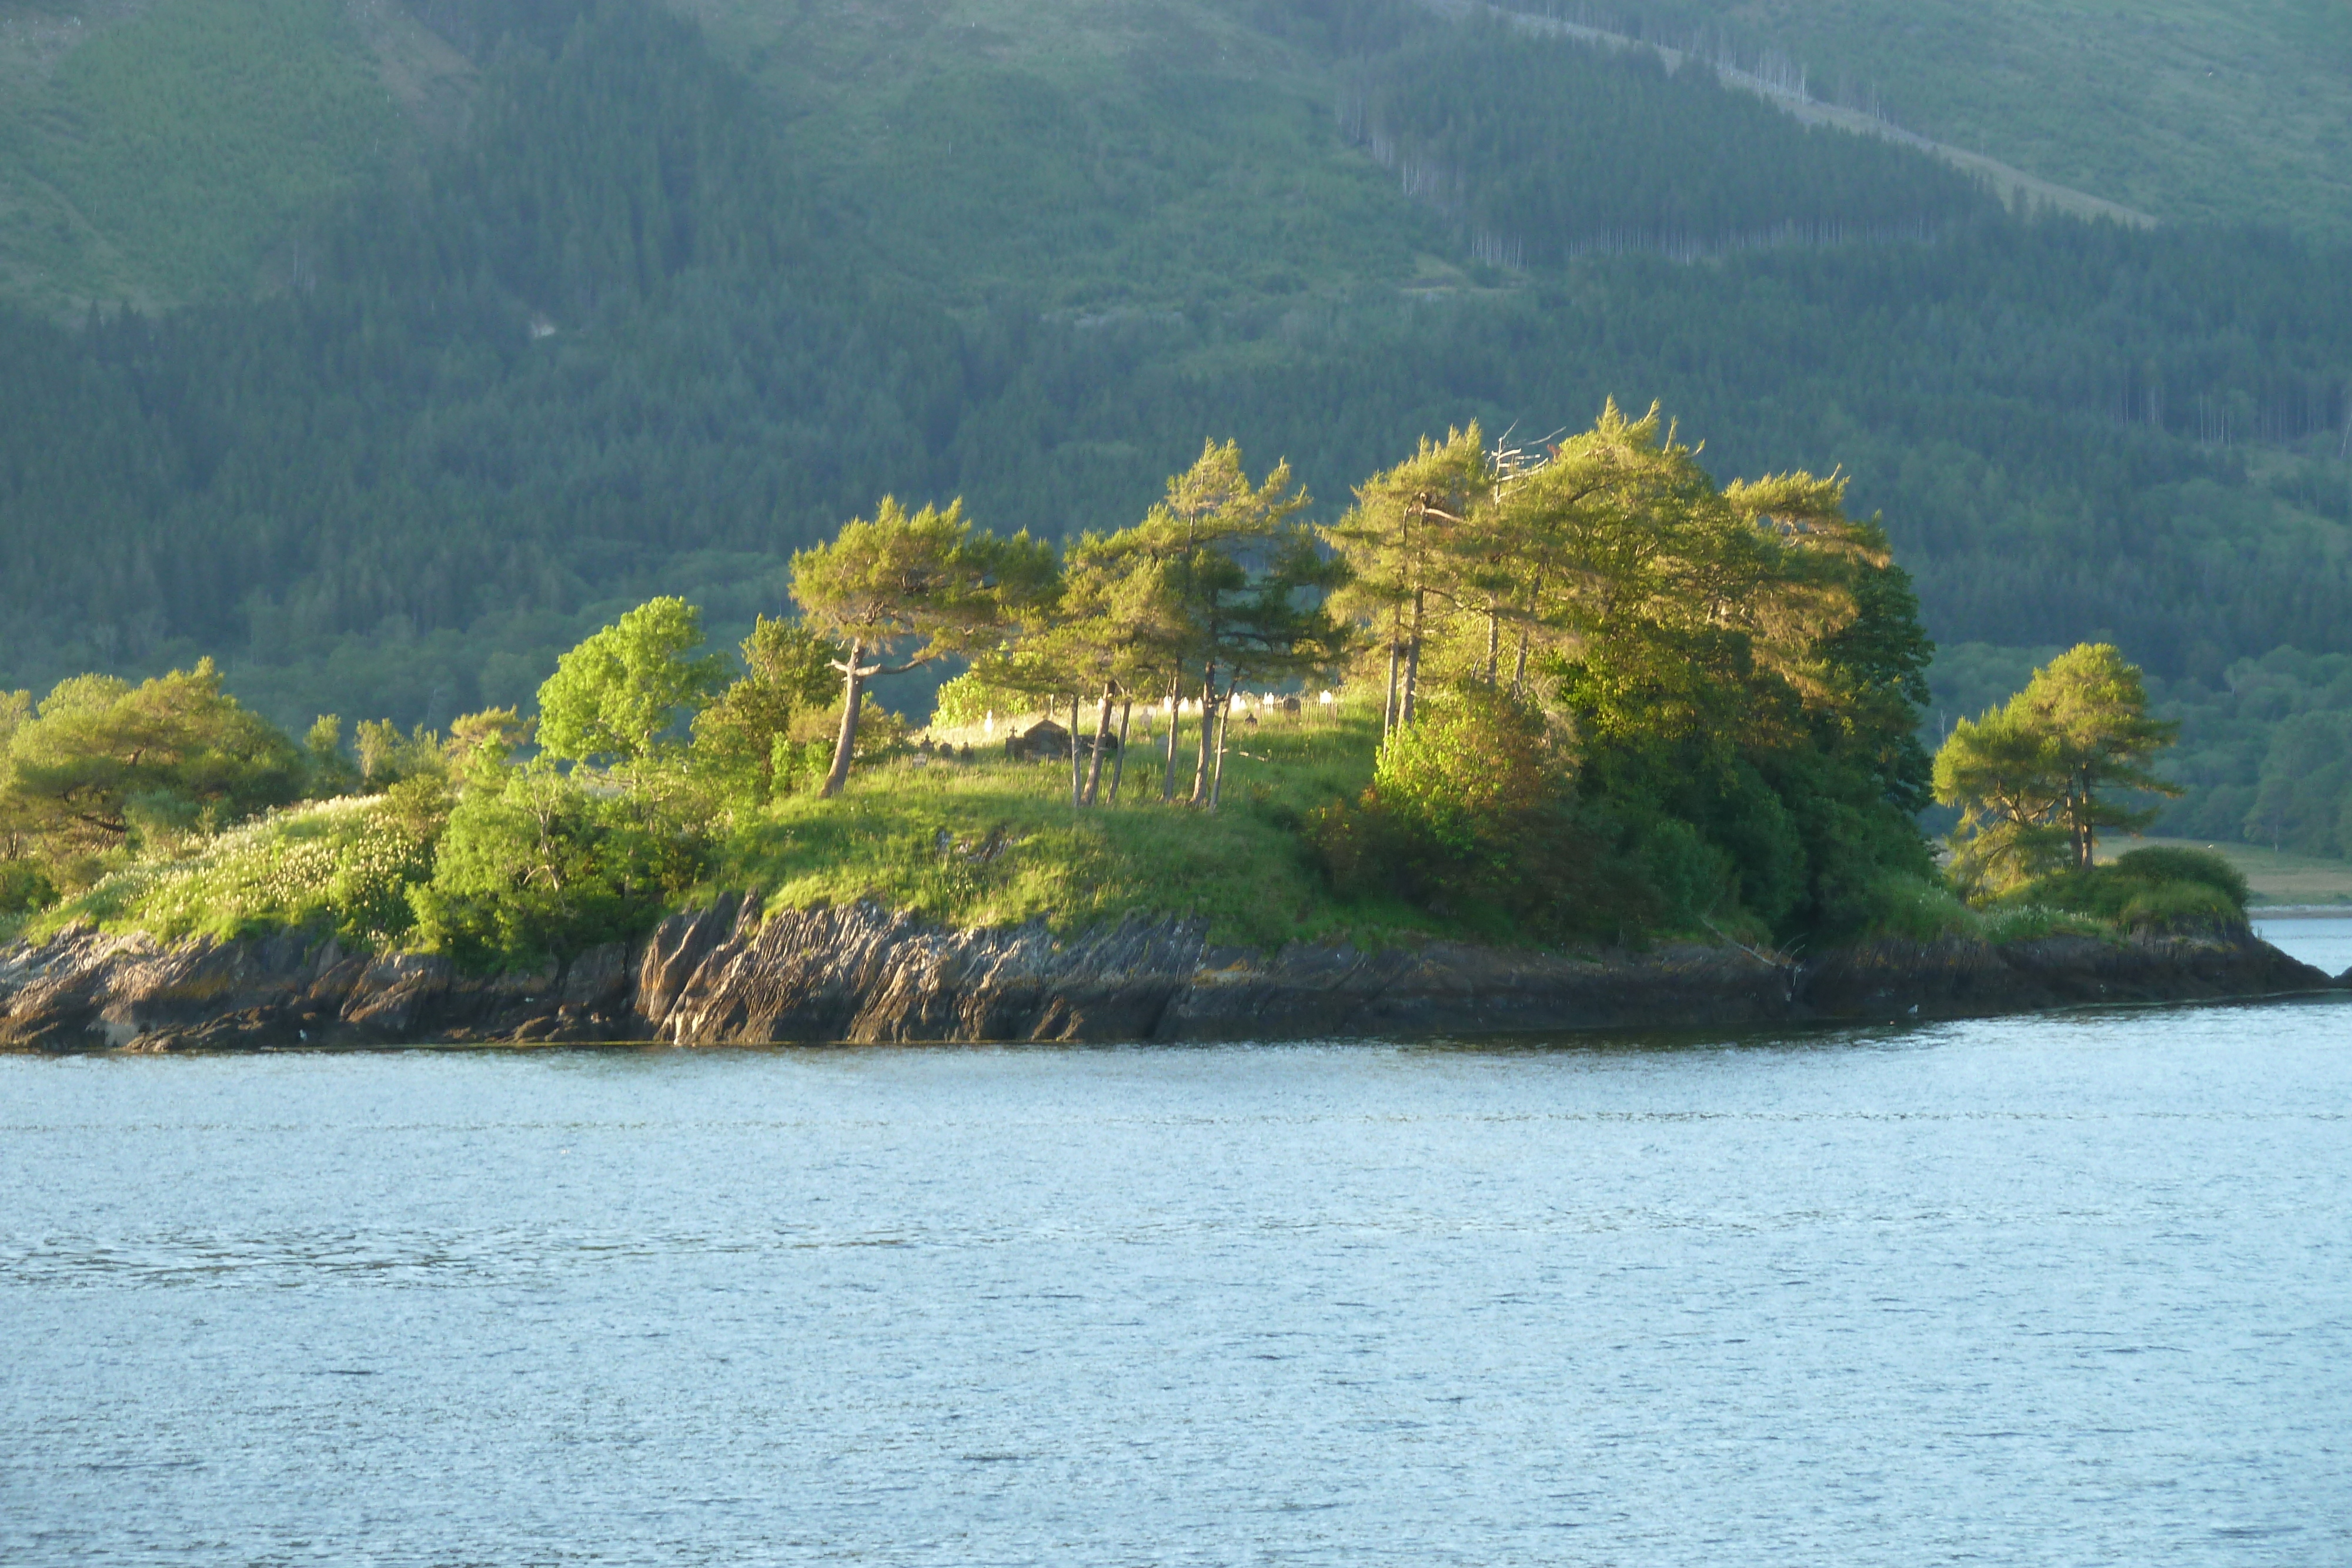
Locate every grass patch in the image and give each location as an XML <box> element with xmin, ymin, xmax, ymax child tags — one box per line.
<box><xmin>716</xmin><ymin>701</ymin><xmax>1442</xmax><ymax>949</ymax></box>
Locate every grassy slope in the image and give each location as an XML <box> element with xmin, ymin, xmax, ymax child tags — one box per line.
<box><xmin>1658</xmin><ymin>0</ymin><xmax>2352</xmax><ymax>236</ymax></box>
<box><xmin>16</xmin><ymin>698</ymin><xmax>1449</xmax><ymax>954</ymax></box>
<box><xmin>716</xmin><ymin>697</ymin><xmax>1446</xmax><ymax>948</ymax></box>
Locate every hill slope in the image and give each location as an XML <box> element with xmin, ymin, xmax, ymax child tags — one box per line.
<box><xmin>1552</xmin><ymin>0</ymin><xmax>2352</xmax><ymax>238</ymax></box>
<box><xmin>0</xmin><ymin>0</ymin><xmax>2344</xmax><ymax>773</ymax></box>
<box><xmin>0</xmin><ymin>0</ymin><xmax>469</xmax><ymax>316</ymax></box>
<box><xmin>9</xmin><ymin>0</ymin><xmax>2349</xmax><ymax>317</ymax></box>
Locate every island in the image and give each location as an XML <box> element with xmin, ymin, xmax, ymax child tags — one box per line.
<box><xmin>1</xmin><ymin>412</ymin><xmax>2339</xmax><ymax>1049</ymax></box>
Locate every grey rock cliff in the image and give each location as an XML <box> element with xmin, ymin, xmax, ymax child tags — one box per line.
<box><xmin>0</xmin><ymin>902</ymin><xmax>2338</xmax><ymax>1051</ymax></box>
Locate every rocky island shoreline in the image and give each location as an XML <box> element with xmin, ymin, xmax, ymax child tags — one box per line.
<box><xmin>1</xmin><ymin>895</ymin><xmax>2339</xmax><ymax>1052</ymax></box>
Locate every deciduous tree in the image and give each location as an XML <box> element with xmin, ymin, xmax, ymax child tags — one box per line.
<box><xmin>536</xmin><ymin>597</ymin><xmax>729</xmax><ymax>765</ymax></box>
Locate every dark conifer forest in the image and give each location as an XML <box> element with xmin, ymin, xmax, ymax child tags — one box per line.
<box><xmin>1</xmin><ymin>0</ymin><xmax>2349</xmax><ymax>847</ymax></box>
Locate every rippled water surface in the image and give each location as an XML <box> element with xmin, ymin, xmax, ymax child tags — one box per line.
<box><xmin>4</xmin><ymin>1000</ymin><xmax>2350</xmax><ymax>1565</ymax></box>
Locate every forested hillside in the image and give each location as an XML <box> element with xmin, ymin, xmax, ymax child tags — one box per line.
<box><xmin>1494</xmin><ymin>0</ymin><xmax>2352</xmax><ymax>239</ymax></box>
<box><xmin>1</xmin><ymin>0</ymin><xmax>2349</xmax><ymax>852</ymax></box>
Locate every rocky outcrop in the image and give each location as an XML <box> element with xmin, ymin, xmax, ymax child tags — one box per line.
<box><xmin>1799</xmin><ymin>927</ymin><xmax>2338</xmax><ymax>1019</ymax></box>
<box><xmin>0</xmin><ymin>926</ymin><xmax>637</xmax><ymax>1052</ymax></box>
<box><xmin>0</xmin><ymin>901</ymin><xmax>2338</xmax><ymax>1051</ymax></box>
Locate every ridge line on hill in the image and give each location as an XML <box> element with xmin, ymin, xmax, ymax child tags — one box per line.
<box><xmin>1431</xmin><ymin>0</ymin><xmax>2157</xmax><ymax>229</ymax></box>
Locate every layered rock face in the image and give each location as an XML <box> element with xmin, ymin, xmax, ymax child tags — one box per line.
<box><xmin>0</xmin><ymin>897</ymin><xmax>2338</xmax><ymax>1051</ymax></box>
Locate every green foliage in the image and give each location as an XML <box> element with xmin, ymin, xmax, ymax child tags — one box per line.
<box><xmin>0</xmin><ymin>659</ymin><xmax>303</xmax><ymax>871</ymax></box>
<box><xmin>36</xmin><ymin>795</ymin><xmax>436</xmax><ymax>948</ymax></box>
<box><xmin>407</xmin><ymin>760</ymin><xmax>710</xmax><ymax>969</ymax></box>
<box><xmin>691</xmin><ymin>616</ymin><xmax>841</xmax><ymax>803</ymax></box>
<box><xmin>1937</xmin><ymin>643</ymin><xmax>2180</xmax><ymax>893</ymax></box>
<box><xmin>2108</xmin><ymin>845</ymin><xmax>2251</xmax><ymax>911</ymax></box>
<box><xmin>355</xmin><ymin>720</ymin><xmax>449</xmax><ymax>788</ymax></box>
<box><xmin>1842</xmin><ymin>873</ymin><xmax>1976</xmax><ymax>944</ymax></box>
<box><xmin>1935</xmin><ymin>704</ymin><xmax>2073</xmax><ymax>894</ymax></box>
<box><xmin>1305</xmin><ymin>401</ymin><xmax>1939</xmax><ymax>944</ymax></box>
<box><xmin>929</xmin><ymin>672</ymin><xmax>1044</xmax><ymax>731</ymax></box>
<box><xmin>0</xmin><ymin>857</ymin><xmax>57</xmax><ymax>917</ymax></box>
<box><xmin>792</xmin><ymin>497</ymin><xmax>1057</xmax><ymax>795</ymax></box>
<box><xmin>536</xmin><ymin>597</ymin><xmax>729</xmax><ymax>764</ymax></box>
<box><xmin>302</xmin><ymin>715</ymin><xmax>360</xmax><ymax>797</ymax></box>
<box><xmin>1371</xmin><ymin>684</ymin><xmax>1561</xmax><ymax>857</ymax></box>
<box><xmin>2013</xmin><ymin>847</ymin><xmax>2250</xmax><ymax>935</ymax></box>
<box><xmin>791</xmin><ymin>500</ymin><xmax>1058</xmax><ymax>663</ymax></box>
<box><xmin>1026</xmin><ymin>439</ymin><xmax>1340</xmax><ymax>806</ymax></box>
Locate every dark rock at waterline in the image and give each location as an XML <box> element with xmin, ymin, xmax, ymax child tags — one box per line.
<box><xmin>1799</xmin><ymin>930</ymin><xmax>2338</xmax><ymax>1019</ymax></box>
<box><xmin>0</xmin><ymin>901</ymin><xmax>2338</xmax><ymax>1051</ymax></box>
<box><xmin>0</xmin><ymin>928</ymin><xmax>639</xmax><ymax>1051</ymax></box>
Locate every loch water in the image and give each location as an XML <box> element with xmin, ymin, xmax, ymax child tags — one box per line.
<box><xmin>1</xmin><ymin>928</ymin><xmax>2347</xmax><ymax>1564</ymax></box>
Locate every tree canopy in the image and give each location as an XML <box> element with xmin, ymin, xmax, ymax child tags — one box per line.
<box><xmin>1935</xmin><ymin>643</ymin><xmax>2180</xmax><ymax>893</ymax></box>
<box><xmin>534</xmin><ymin>597</ymin><xmax>730</xmax><ymax>765</ymax></box>
<box><xmin>0</xmin><ymin>660</ymin><xmax>303</xmax><ymax>868</ymax></box>
<box><xmin>791</xmin><ymin>497</ymin><xmax>1055</xmax><ymax>797</ymax></box>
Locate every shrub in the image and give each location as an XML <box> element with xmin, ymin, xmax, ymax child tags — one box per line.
<box><xmin>2106</xmin><ymin>846</ymin><xmax>2250</xmax><ymax>911</ymax></box>
<box><xmin>46</xmin><ymin>795</ymin><xmax>433</xmax><ymax>947</ymax></box>
<box><xmin>2114</xmin><ymin>878</ymin><xmax>2241</xmax><ymax>932</ymax></box>
<box><xmin>1846</xmin><ymin>872</ymin><xmax>1976</xmax><ymax>943</ymax></box>
<box><xmin>408</xmin><ymin>761</ymin><xmax>709</xmax><ymax>969</ymax></box>
<box><xmin>2012</xmin><ymin>846</ymin><xmax>2249</xmax><ymax>935</ymax></box>
<box><xmin>0</xmin><ymin>858</ymin><xmax>57</xmax><ymax>915</ymax></box>
<box><xmin>1372</xmin><ymin>684</ymin><xmax>1559</xmax><ymax>856</ymax></box>
<box><xmin>1308</xmin><ymin>687</ymin><xmax>1669</xmax><ymax>941</ymax></box>
<box><xmin>930</xmin><ymin>671</ymin><xmax>1041</xmax><ymax>731</ymax></box>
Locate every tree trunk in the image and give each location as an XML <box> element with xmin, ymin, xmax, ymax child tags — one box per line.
<box><xmin>1382</xmin><ymin>604</ymin><xmax>1401</xmax><ymax>742</ymax></box>
<box><xmin>819</xmin><ymin>638</ymin><xmax>864</xmax><ymax>799</ymax></box>
<box><xmin>1081</xmin><ymin>680</ymin><xmax>1115</xmax><ymax>805</ymax></box>
<box><xmin>1483</xmin><ymin>599</ymin><xmax>1500</xmax><ymax>685</ymax></box>
<box><xmin>2074</xmin><ymin>772</ymin><xmax>2096</xmax><ymax>870</ymax></box>
<box><xmin>1511</xmin><ymin>566</ymin><xmax>1543</xmax><ymax>698</ymax></box>
<box><xmin>1108</xmin><ymin>700</ymin><xmax>1132</xmax><ymax>803</ymax></box>
<box><xmin>1161</xmin><ymin>671</ymin><xmax>1183</xmax><ymax>803</ymax></box>
<box><xmin>1207</xmin><ymin>673</ymin><xmax>1239</xmax><ymax>811</ymax></box>
<box><xmin>1190</xmin><ymin>662</ymin><xmax>1218</xmax><ymax>805</ymax></box>
<box><xmin>1070</xmin><ymin>692</ymin><xmax>1084</xmax><ymax>809</ymax></box>
<box><xmin>1400</xmin><ymin>586</ymin><xmax>1426</xmax><ymax>726</ymax></box>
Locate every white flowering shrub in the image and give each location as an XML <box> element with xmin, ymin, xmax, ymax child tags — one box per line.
<box><xmin>74</xmin><ymin>795</ymin><xmax>435</xmax><ymax>948</ymax></box>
